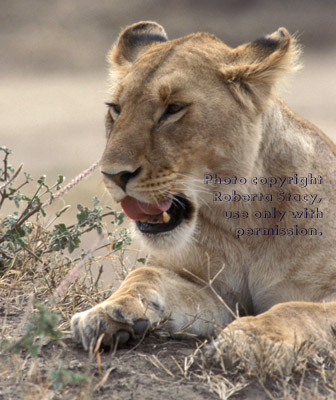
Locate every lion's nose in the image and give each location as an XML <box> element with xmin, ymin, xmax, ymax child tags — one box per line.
<box><xmin>101</xmin><ymin>167</ymin><xmax>141</xmax><ymax>192</ymax></box>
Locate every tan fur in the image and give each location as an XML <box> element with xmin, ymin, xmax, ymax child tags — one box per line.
<box><xmin>72</xmin><ymin>22</ymin><xmax>336</xmax><ymax>365</ymax></box>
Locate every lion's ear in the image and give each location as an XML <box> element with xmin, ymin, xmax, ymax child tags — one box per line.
<box><xmin>108</xmin><ymin>21</ymin><xmax>168</xmax><ymax>67</ymax></box>
<box><xmin>221</xmin><ymin>28</ymin><xmax>301</xmax><ymax>110</ymax></box>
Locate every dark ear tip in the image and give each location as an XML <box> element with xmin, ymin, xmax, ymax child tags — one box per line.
<box><xmin>130</xmin><ymin>21</ymin><xmax>165</xmax><ymax>34</ymax></box>
<box><xmin>273</xmin><ymin>28</ymin><xmax>291</xmax><ymax>51</ymax></box>
<box><xmin>120</xmin><ymin>21</ymin><xmax>168</xmax><ymax>43</ymax></box>
<box><xmin>254</xmin><ymin>27</ymin><xmax>290</xmax><ymax>51</ymax></box>
<box><xmin>254</xmin><ymin>36</ymin><xmax>280</xmax><ymax>50</ymax></box>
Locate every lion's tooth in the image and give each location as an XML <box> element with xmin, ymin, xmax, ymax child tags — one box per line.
<box><xmin>162</xmin><ymin>211</ymin><xmax>170</xmax><ymax>223</ymax></box>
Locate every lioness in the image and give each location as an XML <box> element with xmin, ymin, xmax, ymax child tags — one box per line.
<box><xmin>72</xmin><ymin>22</ymin><xmax>336</xmax><ymax>365</ymax></box>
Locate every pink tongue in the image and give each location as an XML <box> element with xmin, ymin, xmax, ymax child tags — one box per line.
<box><xmin>121</xmin><ymin>196</ymin><xmax>172</xmax><ymax>221</ymax></box>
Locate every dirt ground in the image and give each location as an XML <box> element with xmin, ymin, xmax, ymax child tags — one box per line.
<box><xmin>1</xmin><ymin>1</ymin><xmax>336</xmax><ymax>399</ymax></box>
<box><xmin>2</xmin><ymin>297</ymin><xmax>335</xmax><ymax>400</ymax></box>
<box><xmin>2</xmin><ymin>299</ymin><xmax>335</xmax><ymax>400</ymax></box>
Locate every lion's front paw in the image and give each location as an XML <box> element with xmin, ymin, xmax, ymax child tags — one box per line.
<box><xmin>205</xmin><ymin>326</ymin><xmax>294</xmax><ymax>377</ymax></box>
<box><xmin>204</xmin><ymin>332</ymin><xmax>239</xmax><ymax>371</ymax></box>
<box><xmin>71</xmin><ymin>300</ymin><xmax>154</xmax><ymax>351</ymax></box>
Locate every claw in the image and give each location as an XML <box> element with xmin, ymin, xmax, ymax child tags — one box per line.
<box><xmin>114</xmin><ymin>330</ymin><xmax>131</xmax><ymax>345</ymax></box>
<box><xmin>134</xmin><ymin>319</ymin><xmax>149</xmax><ymax>336</ymax></box>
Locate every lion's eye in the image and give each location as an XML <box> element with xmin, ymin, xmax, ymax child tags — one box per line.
<box><xmin>166</xmin><ymin>103</ymin><xmax>184</xmax><ymax>115</ymax></box>
<box><xmin>105</xmin><ymin>102</ymin><xmax>121</xmax><ymax>117</ymax></box>
<box><xmin>159</xmin><ymin>103</ymin><xmax>185</xmax><ymax>124</ymax></box>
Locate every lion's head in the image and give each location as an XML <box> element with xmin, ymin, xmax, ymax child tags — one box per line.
<box><xmin>101</xmin><ymin>21</ymin><xmax>299</xmax><ymax>252</ymax></box>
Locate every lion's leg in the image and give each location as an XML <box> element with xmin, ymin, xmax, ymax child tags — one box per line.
<box><xmin>72</xmin><ymin>266</ymin><xmax>229</xmax><ymax>350</ymax></box>
<box><xmin>206</xmin><ymin>301</ymin><xmax>336</xmax><ymax>374</ymax></box>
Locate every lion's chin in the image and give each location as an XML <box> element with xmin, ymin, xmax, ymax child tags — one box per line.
<box><xmin>135</xmin><ymin>194</ymin><xmax>193</xmax><ymax>235</ymax></box>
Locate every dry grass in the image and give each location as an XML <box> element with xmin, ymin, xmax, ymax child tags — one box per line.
<box><xmin>0</xmin><ymin>227</ymin><xmax>119</xmax><ymax>399</ymax></box>
<box><xmin>1</xmin><ymin>233</ymin><xmax>336</xmax><ymax>400</ymax></box>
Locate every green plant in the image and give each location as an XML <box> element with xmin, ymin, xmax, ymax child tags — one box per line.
<box><xmin>0</xmin><ymin>147</ymin><xmax>134</xmax><ymax>361</ymax></box>
<box><xmin>50</xmin><ymin>364</ymin><xmax>89</xmax><ymax>391</ymax></box>
<box><xmin>1</xmin><ymin>301</ymin><xmax>62</xmax><ymax>357</ymax></box>
<box><xmin>0</xmin><ymin>147</ymin><xmax>131</xmax><ymax>271</ymax></box>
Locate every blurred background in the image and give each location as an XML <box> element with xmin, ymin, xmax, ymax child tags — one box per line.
<box><xmin>1</xmin><ymin>0</ymin><xmax>336</xmax><ymax>218</ymax></box>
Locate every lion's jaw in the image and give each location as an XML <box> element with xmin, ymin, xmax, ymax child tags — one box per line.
<box><xmin>101</xmin><ymin>146</ymin><xmax>198</xmax><ymax>254</ymax></box>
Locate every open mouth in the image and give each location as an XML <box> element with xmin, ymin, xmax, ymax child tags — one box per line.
<box><xmin>121</xmin><ymin>194</ymin><xmax>193</xmax><ymax>234</ymax></box>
